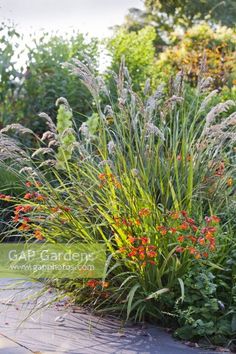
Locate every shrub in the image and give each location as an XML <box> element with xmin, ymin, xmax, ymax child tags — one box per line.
<box><xmin>0</xmin><ymin>22</ymin><xmax>99</xmax><ymax>132</ymax></box>
<box><xmin>108</xmin><ymin>23</ymin><xmax>236</xmax><ymax>92</ymax></box>
<box><xmin>107</xmin><ymin>26</ymin><xmax>156</xmax><ymax>91</ymax></box>
<box><xmin>154</xmin><ymin>24</ymin><xmax>236</xmax><ymax>88</ymax></box>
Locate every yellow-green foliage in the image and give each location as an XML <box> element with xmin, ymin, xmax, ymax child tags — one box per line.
<box><xmin>154</xmin><ymin>24</ymin><xmax>236</xmax><ymax>87</ymax></box>
<box><xmin>56</xmin><ymin>98</ymin><xmax>76</xmax><ymax>169</ymax></box>
<box><xmin>108</xmin><ymin>26</ymin><xmax>156</xmax><ymax>90</ymax></box>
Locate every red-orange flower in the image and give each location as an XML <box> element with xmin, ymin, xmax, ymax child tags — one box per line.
<box><xmin>146</xmin><ymin>250</ymin><xmax>157</xmax><ymax>258</ymax></box>
<box><xmin>178</xmin><ymin>222</ymin><xmax>189</xmax><ymax>231</ymax></box>
<box><xmin>186</xmin><ymin>217</ymin><xmax>195</xmax><ymax>225</ymax></box>
<box><xmin>24</xmin><ymin>193</ymin><xmax>33</xmax><ymax>200</ymax></box>
<box><xmin>86</xmin><ymin>279</ymin><xmax>99</xmax><ymax>288</ymax></box>
<box><xmin>34</xmin><ymin>230</ymin><xmax>44</xmax><ymax>241</ymax></box>
<box><xmin>181</xmin><ymin>210</ymin><xmax>188</xmax><ymax>217</ymax></box>
<box><xmin>25</xmin><ymin>181</ymin><xmax>32</xmax><ymax>188</ymax></box>
<box><xmin>140</xmin><ymin>237</ymin><xmax>150</xmax><ymax>245</ymax></box>
<box><xmin>170</xmin><ymin>211</ymin><xmax>180</xmax><ymax>220</ymax></box>
<box><xmin>101</xmin><ymin>281</ymin><xmax>109</xmax><ymax>288</ymax></box>
<box><xmin>138</xmin><ymin>208</ymin><xmax>151</xmax><ymax>217</ymax></box>
<box><xmin>128</xmin><ymin>235</ymin><xmax>136</xmax><ymax>244</ymax></box>
<box><xmin>205</xmin><ymin>215</ymin><xmax>220</xmax><ymax>224</ymax></box>
<box><xmin>188</xmin><ymin>246</ymin><xmax>196</xmax><ymax>255</ymax></box>
<box><xmin>148</xmin><ymin>260</ymin><xmax>156</xmax><ymax>265</ymax></box>
<box><xmin>0</xmin><ymin>194</ymin><xmax>12</xmax><ymax>201</ymax></box>
<box><xmin>194</xmin><ymin>252</ymin><xmax>201</xmax><ymax>260</ymax></box>
<box><xmin>176</xmin><ymin>247</ymin><xmax>184</xmax><ymax>253</ymax></box>
<box><xmin>156</xmin><ymin>225</ymin><xmax>167</xmax><ymax>235</ymax></box>
<box><xmin>18</xmin><ymin>222</ymin><xmax>30</xmax><ymax>231</ymax></box>
<box><xmin>177</xmin><ymin>235</ymin><xmax>184</xmax><ymax>243</ymax></box>
<box><xmin>198</xmin><ymin>237</ymin><xmax>205</xmax><ymax>245</ymax></box>
<box><xmin>169</xmin><ymin>227</ymin><xmax>177</xmax><ymax>234</ymax></box>
<box><xmin>35</xmin><ymin>193</ymin><xmax>45</xmax><ymax>201</ymax></box>
<box><xmin>98</xmin><ymin>173</ymin><xmax>106</xmax><ymax>181</ymax></box>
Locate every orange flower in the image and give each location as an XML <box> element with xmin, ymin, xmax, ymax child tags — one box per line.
<box><xmin>178</xmin><ymin>222</ymin><xmax>189</xmax><ymax>231</ymax></box>
<box><xmin>139</xmin><ymin>252</ymin><xmax>145</xmax><ymax>260</ymax></box>
<box><xmin>141</xmin><ymin>261</ymin><xmax>147</xmax><ymax>268</ymax></box>
<box><xmin>176</xmin><ymin>246</ymin><xmax>184</xmax><ymax>253</ymax></box>
<box><xmin>148</xmin><ymin>260</ymin><xmax>156</xmax><ymax>265</ymax></box>
<box><xmin>148</xmin><ymin>245</ymin><xmax>157</xmax><ymax>250</ymax></box>
<box><xmin>114</xmin><ymin>181</ymin><xmax>122</xmax><ymax>189</ymax></box>
<box><xmin>211</xmin><ymin>215</ymin><xmax>220</xmax><ymax>223</ymax></box>
<box><xmin>205</xmin><ymin>232</ymin><xmax>214</xmax><ymax>240</ymax></box>
<box><xmin>177</xmin><ymin>235</ymin><xmax>184</xmax><ymax>243</ymax></box>
<box><xmin>198</xmin><ymin>237</ymin><xmax>205</xmax><ymax>245</ymax></box>
<box><xmin>25</xmin><ymin>181</ymin><xmax>32</xmax><ymax>188</ymax></box>
<box><xmin>169</xmin><ymin>227</ymin><xmax>177</xmax><ymax>234</ymax></box>
<box><xmin>34</xmin><ymin>230</ymin><xmax>44</xmax><ymax>241</ymax></box>
<box><xmin>98</xmin><ymin>173</ymin><xmax>106</xmax><ymax>181</ymax></box>
<box><xmin>209</xmin><ymin>243</ymin><xmax>216</xmax><ymax>251</ymax></box>
<box><xmin>101</xmin><ymin>281</ymin><xmax>109</xmax><ymax>288</ymax></box>
<box><xmin>156</xmin><ymin>225</ymin><xmax>167</xmax><ymax>235</ymax></box>
<box><xmin>188</xmin><ymin>247</ymin><xmax>196</xmax><ymax>255</ymax></box>
<box><xmin>138</xmin><ymin>208</ymin><xmax>151</xmax><ymax>217</ymax></box>
<box><xmin>194</xmin><ymin>252</ymin><xmax>201</xmax><ymax>260</ymax></box>
<box><xmin>63</xmin><ymin>207</ymin><xmax>72</xmax><ymax>212</ymax></box>
<box><xmin>113</xmin><ymin>216</ymin><xmax>121</xmax><ymax>226</ymax></box>
<box><xmin>191</xmin><ymin>225</ymin><xmax>198</xmax><ymax>232</ymax></box>
<box><xmin>135</xmin><ymin>219</ymin><xmax>141</xmax><ymax>226</ymax></box>
<box><xmin>128</xmin><ymin>247</ymin><xmax>137</xmax><ymax>257</ymax></box>
<box><xmin>205</xmin><ymin>215</ymin><xmax>220</xmax><ymax>224</ymax></box>
<box><xmin>18</xmin><ymin>222</ymin><xmax>30</xmax><ymax>231</ymax></box>
<box><xmin>51</xmin><ymin>207</ymin><xmax>60</xmax><ymax>213</ymax></box>
<box><xmin>170</xmin><ymin>211</ymin><xmax>180</xmax><ymax>220</ymax></box>
<box><xmin>128</xmin><ymin>235</ymin><xmax>136</xmax><ymax>244</ymax></box>
<box><xmin>13</xmin><ymin>214</ymin><xmax>20</xmax><ymax>223</ymax></box>
<box><xmin>24</xmin><ymin>193</ymin><xmax>33</xmax><ymax>200</ymax></box>
<box><xmin>35</xmin><ymin>193</ymin><xmax>45</xmax><ymax>201</ymax></box>
<box><xmin>186</xmin><ymin>217</ymin><xmax>195</xmax><ymax>225</ymax></box>
<box><xmin>122</xmin><ymin>219</ymin><xmax>132</xmax><ymax>227</ymax></box>
<box><xmin>0</xmin><ymin>194</ymin><xmax>12</xmax><ymax>201</ymax></box>
<box><xmin>188</xmin><ymin>235</ymin><xmax>197</xmax><ymax>243</ymax></box>
<box><xmin>86</xmin><ymin>279</ymin><xmax>99</xmax><ymax>288</ymax></box>
<box><xmin>177</xmin><ymin>155</ymin><xmax>182</xmax><ymax>161</ymax></box>
<box><xmin>181</xmin><ymin>210</ymin><xmax>188</xmax><ymax>217</ymax></box>
<box><xmin>146</xmin><ymin>250</ymin><xmax>157</xmax><ymax>258</ymax></box>
<box><xmin>140</xmin><ymin>237</ymin><xmax>150</xmax><ymax>245</ymax></box>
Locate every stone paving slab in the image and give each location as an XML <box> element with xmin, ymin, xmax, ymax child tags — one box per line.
<box><xmin>0</xmin><ymin>280</ymin><xmax>224</xmax><ymax>354</ymax></box>
<box><xmin>0</xmin><ymin>335</ymin><xmax>31</xmax><ymax>354</ymax></box>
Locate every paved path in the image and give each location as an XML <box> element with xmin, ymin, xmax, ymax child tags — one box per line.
<box><xmin>0</xmin><ymin>280</ymin><xmax>224</xmax><ymax>354</ymax></box>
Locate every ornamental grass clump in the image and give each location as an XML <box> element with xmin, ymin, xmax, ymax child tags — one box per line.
<box><xmin>1</xmin><ymin>58</ymin><xmax>235</xmax><ymax>331</ymax></box>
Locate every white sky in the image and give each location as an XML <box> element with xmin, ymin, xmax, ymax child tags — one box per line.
<box><xmin>0</xmin><ymin>0</ymin><xmax>144</xmax><ymax>38</ymax></box>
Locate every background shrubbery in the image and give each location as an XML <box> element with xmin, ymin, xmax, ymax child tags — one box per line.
<box><xmin>0</xmin><ymin>23</ymin><xmax>98</xmax><ymax>131</ymax></box>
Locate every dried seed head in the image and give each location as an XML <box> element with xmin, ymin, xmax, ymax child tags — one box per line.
<box><xmin>1</xmin><ymin>124</ymin><xmax>35</xmax><ymax>136</ymax></box>
<box><xmin>38</xmin><ymin>112</ymin><xmax>57</xmax><ymax>133</ymax></box>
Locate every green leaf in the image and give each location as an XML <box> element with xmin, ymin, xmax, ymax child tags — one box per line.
<box><xmin>146</xmin><ymin>288</ymin><xmax>169</xmax><ymax>300</ymax></box>
<box><xmin>127</xmin><ymin>284</ymin><xmax>141</xmax><ymax>319</ymax></box>
<box><xmin>178</xmin><ymin>278</ymin><xmax>185</xmax><ymax>303</ymax></box>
